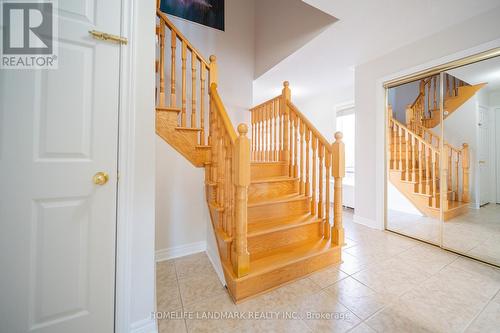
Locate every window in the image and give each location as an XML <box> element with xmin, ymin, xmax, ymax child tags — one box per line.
<box><xmin>336</xmin><ymin>108</ymin><xmax>355</xmax><ymax>174</ymax></box>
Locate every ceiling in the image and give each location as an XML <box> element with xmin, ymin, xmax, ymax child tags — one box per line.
<box><xmin>448</xmin><ymin>56</ymin><xmax>500</xmax><ymax>92</ymax></box>
<box><xmin>253</xmin><ymin>0</ymin><xmax>500</xmax><ymax>107</ymax></box>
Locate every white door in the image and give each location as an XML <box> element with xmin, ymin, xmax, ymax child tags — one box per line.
<box><xmin>0</xmin><ymin>1</ymin><xmax>122</xmax><ymax>332</ymax></box>
<box><xmin>478</xmin><ymin>105</ymin><xmax>491</xmax><ymax>206</ymax></box>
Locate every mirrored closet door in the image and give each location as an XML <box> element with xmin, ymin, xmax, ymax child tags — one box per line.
<box><xmin>386</xmin><ymin>75</ymin><xmax>443</xmax><ymax>245</ymax></box>
<box><xmin>385</xmin><ymin>50</ymin><xmax>500</xmax><ymax>267</ymax></box>
<box><xmin>443</xmin><ymin>56</ymin><xmax>500</xmax><ymax>266</ymax></box>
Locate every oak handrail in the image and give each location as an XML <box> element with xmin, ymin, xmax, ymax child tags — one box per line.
<box><xmin>250</xmin><ymin>96</ymin><xmax>280</xmax><ymax>111</ymax></box>
<box><xmin>210</xmin><ymin>84</ymin><xmax>237</xmax><ymax>144</ymax></box>
<box><xmin>287</xmin><ymin>101</ymin><xmax>332</xmax><ymax>153</ymax></box>
<box><xmin>391</xmin><ymin>118</ymin><xmax>439</xmax><ymax>153</ymax></box>
<box><xmin>157</xmin><ymin>10</ymin><xmax>210</xmax><ymax>67</ymax></box>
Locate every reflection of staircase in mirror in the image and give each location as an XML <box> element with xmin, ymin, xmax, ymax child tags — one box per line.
<box><xmin>406</xmin><ymin>73</ymin><xmax>486</xmax><ymax>129</ymax></box>
<box><xmin>388</xmin><ymin>73</ymin><xmax>487</xmax><ymax>221</ymax></box>
<box><xmin>388</xmin><ymin>106</ymin><xmax>471</xmax><ymax>221</ymax></box>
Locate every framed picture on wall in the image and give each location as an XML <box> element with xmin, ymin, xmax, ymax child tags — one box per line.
<box><xmin>160</xmin><ymin>0</ymin><xmax>225</xmax><ymax>31</ymax></box>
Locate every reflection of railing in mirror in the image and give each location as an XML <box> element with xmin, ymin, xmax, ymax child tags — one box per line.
<box><xmin>388</xmin><ymin>105</ymin><xmax>470</xmax><ymax>221</ymax></box>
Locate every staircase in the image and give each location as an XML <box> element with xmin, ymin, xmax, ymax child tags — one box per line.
<box><xmin>406</xmin><ymin>73</ymin><xmax>486</xmax><ymax>129</ymax></box>
<box><xmin>155</xmin><ymin>9</ymin><xmax>345</xmax><ymax>302</ymax></box>
<box><xmin>388</xmin><ymin>106</ymin><xmax>470</xmax><ymax>221</ymax></box>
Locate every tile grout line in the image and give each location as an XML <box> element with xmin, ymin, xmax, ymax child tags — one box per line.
<box><xmin>172</xmin><ymin>259</ymin><xmax>189</xmax><ymax>333</ymax></box>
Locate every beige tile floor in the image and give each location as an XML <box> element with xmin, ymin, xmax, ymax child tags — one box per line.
<box><xmin>387</xmin><ymin>204</ymin><xmax>500</xmax><ymax>266</ymax></box>
<box><xmin>156</xmin><ymin>211</ymin><xmax>500</xmax><ymax>333</ymax></box>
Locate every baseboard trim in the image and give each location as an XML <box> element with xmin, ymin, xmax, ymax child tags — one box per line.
<box><xmin>353</xmin><ymin>214</ymin><xmax>380</xmax><ymax>230</ymax></box>
<box><xmin>155</xmin><ymin>241</ymin><xmax>206</xmax><ymax>262</ymax></box>
<box><xmin>130</xmin><ymin>318</ymin><xmax>157</xmax><ymax>333</ymax></box>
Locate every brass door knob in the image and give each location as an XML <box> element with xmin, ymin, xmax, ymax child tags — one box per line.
<box><xmin>93</xmin><ymin>172</ymin><xmax>109</xmax><ymax>185</ymax></box>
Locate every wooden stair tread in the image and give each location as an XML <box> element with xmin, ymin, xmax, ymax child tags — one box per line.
<box><xmin>156</xmin><ymin>106</ymin><xmax>181</xmax><ymax>113</ymax></box>
<box><xmin>175</xmin><ymin>126</ymin><xmax>202</xmax><ymax>132</ymax></box>
<box><xmin>247</xmin><ymin>193</ymin><xmax>307</xmax><ymax>208</ymax></box>
<box><xmin>250</xmin><ymin>176</ymin><xmax>298</xmax><ymax>184</ymax></box>
<box><xmin>247</xmin><ymin>214</ymin><xmax>321</xmax><ymax>237</ymax></box>
<box><xmin>245</xmin><ymin>239</ymin><xmax>337</xmax><ymax>278</ymax></box>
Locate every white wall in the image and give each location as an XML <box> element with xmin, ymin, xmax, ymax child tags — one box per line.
<box><xmin>155</xmin><ymin>0</ymin><xmax>255</xmax><ymax>263</ymax></box>
<box><xmin>388</xmin><ymin>81</ymin><xmax>420</xmax><ymax>123</ymax></box>
<box><xmin>435</xmin><ymin>97</ymin><xmax>479</xmax><ymax>206</ymax></box>
<box><xmin>354</xmin><ymin>7</ymin><xmax>500</xmax><ymax>229</ymax></box>
<box><xmin>124</xmin><ymin>0</ymin><xmax>157</xmax><ymax>331</ymax></box>
<box><xmin>254</xmin><ymin>0</ymin><xmax>335</xmax><ymax>78</ymax></box>
<box><xmin>388</xmin><ymin>183</ymin><xmax>423</xmax><ymax>216</ymax></box>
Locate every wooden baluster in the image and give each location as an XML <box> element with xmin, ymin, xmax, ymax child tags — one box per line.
<box><xmin>209</xmin><ymin>55</ymin><xmax>217</xmax><ymax>85</ymax></box>
<box><xmin>311</xmin><ymin>137</ymin><xmax>317</xmax><ymax>215</ymax></box>
<box><xmin>228</xmin><ymin>141</ymin><xmax>234</xmax><ymax>237</ymax></box>
<box><xmin>274</xmin><ymin>100</ymin><xmax>278</xmax><ymax>161</ymax></box>
<box><xmin>258</xmin><ymin>109</ymin><xmax>263</xmax><ymax>161</ymax></box>
<box><xmin>455</xmin><ymin>151</ymin><xmax>459</xmax><ymax>201</ymax></box>
<box><xmin>442</xmin><ymin>145</ymin><xmax>450</xmax><ymax>210</ymax></box>
<box><xmin>170</xmin><ymin>30</ymin><xmax>177</xmax><ymax>107</ymax></box>
<box><xmin>299</xmin><ymin>119</ymin><xmax>305</xmax><ymax>194</ymax></box>
<box><xmin>181</xmin><ymin>42</ymin><xmax>187</xmax><ymax>126</ymax></box>
<box><xmin>200</xmin><ymin>63</ymin><xmax>206</xmax><ymax>144</ymax></box>
<box><xmin>332</xmin><ymin>132</ymin><xmax>345</xmax><ymax>246</ymax></box>
<box><xmin>430</xmin><ymin>151</ymin><xmax>438</xmax><ymax>207</ymax></box>
<box><xmin>270</xmin><ymin>103</ymin><xmax>275</xmax><ymax>161</ymax></box>
<box><xmin>279</xmin><ymin>99</ymin><xmax>284</xmax><ymax>160</ymax></box>
<box><xmin>453</xmin><ymin>77</ymin><xmax>457</xmax><ymax>96</ymax></box>
<box><xmin>260</xmin><ymin>109</ymin><xmax>264</xmax><ymax>161</ymax></box>
<box><xmin>158</xmin><ymin>22</ymin><xmax>166</xmax><ymax>107</ymax></box>
<box><xmin>462</xmin><ymin>143</ymin><xmax>470</xmax><ymax>202</ymax></box>
<box><xmin>425</xmin><ymin>146</ymin><xmax>431</xmax><ymax>195</ymax></box>
<box><xmin>398</xmin><ymin>125</ymin><xmax>403</xmax><ymax>170</ymax></box>
<box><xmin>191</xmin><ymin>54</ymin><xmax>197</xmax><ymax>129</ymax></box>
<box><xmin>251</xmin><ymin>111</ymin><xmax>255</xmax><ymax>160</ymax></box>
<box><xmin>324</xmin><ymin>148</ymin><xmax>331</xmax><ymax>240</ymax></box>
<box><xmin>411</xmin><ymin>134</ymin><xmax>417</xmax><ymax>182</ymax></box>
<box><xmin>289</xmin><ymin>112</ymin><xmax>295</xmax><ymax>176</ymax></box>
<box><xmin>232</xmin><ymin>124</ymin><xmax>250</xmax><ymax>277</ymax></box>
<box><xmin>293</xmin><ymin>114</ymin><xmax>300</xmax><ymax>177</ymax></box>
<box><xmin>318</xmin><ymin>143</ymin><xmax>324</xmax><ymax>220</ymax></box>
<box><xmin>265</xmin><ymin>104</ymin><xmax>273</xmax><ymax>161</ymax></box>
<box><xmin>305</xmin><ymin>128</ymin><xmax>311</xmax><ymax>196</ymax></box>
<box><xmin>446</xmin><ymin>74</ymin><xmax>450</xmax><ymax>97</ymax></box>
<box><xmin>222</xmin><ymin>136</ymin><xmax>233</xmax><ymax>233</ymax></box>
<box><xmin>427</xmin><ymin>82</ymin><xmax>431</xmax><ymax>115</ymax></box>
<box><xmin>282</xmin><ymin>81</ymin><xmax>291</xmax><ymax>168</ymax></box>
<box><xmin>264</xmin><ymin>107</ymin><xmax>268</xmax><ymax>161</ymax></box>
<box><xmin>405</xmin><ymin>130</ymin><xmax>410</xmax><ymax>180</ymax></box>
<box><xmin>418</xmin><ymin>141</ymin><xmax>423</xmax><ymax>193</ymax></box>
<box><xmin>433</xmin><ymin>76</ymin><xmax>437</xmax><ymax>111</ymax></box>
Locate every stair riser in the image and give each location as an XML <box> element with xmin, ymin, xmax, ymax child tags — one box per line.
<box><xmin>251</xmin><ymin>163</ymin><xmax>288</xmax><ymax>180</ymax></box>
<box><xmin>248</xmin><ymin>179</ymin><xmax>299</xmax><ymax>203</ymax></box>
<box><xmin>156</xmin><ymin>112</ymin><xmax>207</xmax><ymax>167</ymax></box>
<box><xmin>224</xmin><ymin>247</ymin><xmax>340</xmax><ymax>302</ymax></box>
<box><xmin>248</xmin><ymin>198</ymin><xmax>310</xmax><ymax>222</ymax></box>
<box><xmin>248</xmin><ymin>222</ymin><xmax>322</xmax><ymax>260</ymax></box>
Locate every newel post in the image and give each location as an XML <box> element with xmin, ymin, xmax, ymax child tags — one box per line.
<box><xmin>281</xmin><ymin>81</ymin><xmax>291</xmax><ymax>164</ymax></box>
<box><xmin>332</xmin><ymin>132</ymin><xmax>345</xmax><ymax>246</ymax></box>
<box><xmin>462</xmin><ymin>143</ymin><xmax>470</xmax><ymax>203</ymax></box>
<box><xmin>232</xmin><ymin>124</ymin><xmax>250</xmax><ymax>277</ymax></box>
<box><xmin>209</xmin><ymin>55</ymin><xmax>218</xmax><ymax>86</ymax></box>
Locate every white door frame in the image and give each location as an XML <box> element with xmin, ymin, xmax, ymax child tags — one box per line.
<box><xmin>116</xmin><ymin>0</ymin><xmax>156</xmax><ymax>332</ymax></box>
